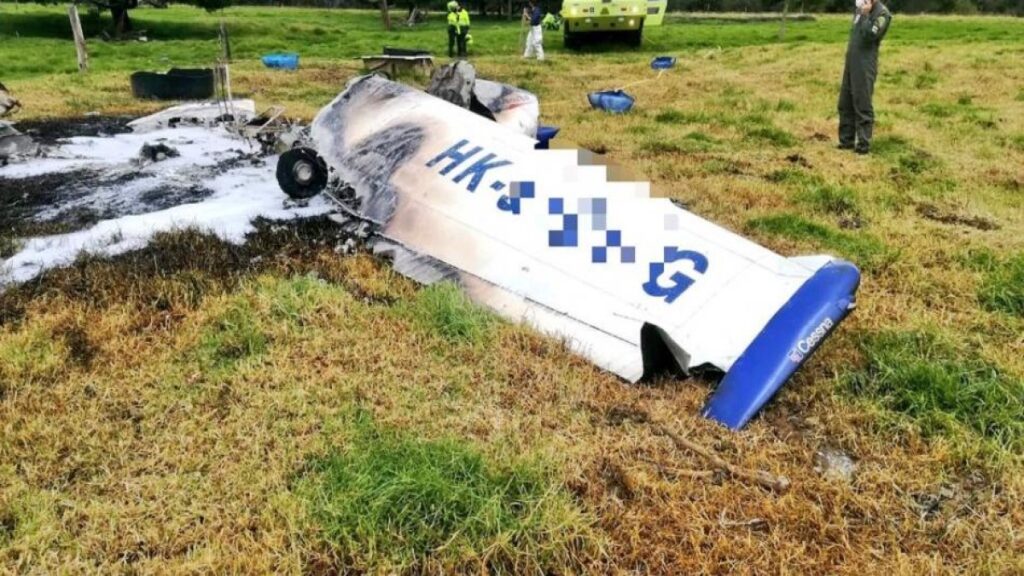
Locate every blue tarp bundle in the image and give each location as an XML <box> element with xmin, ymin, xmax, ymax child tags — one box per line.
<box><xmin>262</xmin><ymin>53</ymin><xmax>300</xmax><ymax>70</ymax></box>
<box><xmin>587</xmin><ymin>90</ymin><xmax>635</xmax><ymax>114</ymax></box>
<box><xmin>651</xmin><ymin>56</ymin><xmax>677</xmax><ymax>70</ymax></box>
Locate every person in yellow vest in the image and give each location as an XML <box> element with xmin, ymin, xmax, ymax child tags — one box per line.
<box><xmin>446</xmin><ymin>1</ymin><xmax>459</xmax><ymax>58</ymax></box>
<box><xmin>456</xmin><ymin>4</ymin><xmax>471</xmax><ymax>57</ymax></box>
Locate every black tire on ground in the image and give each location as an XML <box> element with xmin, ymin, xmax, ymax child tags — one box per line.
<box><xmin>276</xmin><ymin>147</ymin><xmax>328</xmax><ymax>200</ymax></box>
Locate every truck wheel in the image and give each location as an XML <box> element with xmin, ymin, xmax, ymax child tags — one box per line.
<box><xmin>564</xmin><ymin>28</ymin><xmax>579</xmax><ymax>50</ymax></box>
<box><xmin>277</xmin><ymin>147</ymin><xmax>328</xmax><ymax>200</ymax></box>
<box><xmin>628</xmin><ymin>26</ymin><xmax>643</xmax><ymax>47</ymax></box>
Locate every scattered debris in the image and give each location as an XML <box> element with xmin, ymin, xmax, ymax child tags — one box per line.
<box><xmin>127</xmin><ymin>100</ymin><xmax>256</xmax><ymax>133</ymax></box>
<box><xmin>0</xmin><ymin>82</ymin><xmax>20</xmax><ymax>117</ymax></box>
<box><xmin>138</xmin><ymin>142</ymin><xmax>180</xmax><ymax>163</ymax></box>
<box><xmin>427</xmin><ymin>62</ymin><xmax>541</xmax><ymax>138</ymax></box>
<box><xmin>654</xmin><ymin>419</ymin><xmax>791</xmax><ymax>492</ymax></box>
<box><xmin>600</xmin><ymin>459</ymin><xmax>636</xmax><ymax>501</ymax></box>
<box><xmin>916</xmin><ymin>203</ymin><xmax>1000</xmax><ymax>231</ymax></box>
<box><xmin>603</xmin><ymin>405</ymin><xmax>790</xmax><ymax>491</ymax></box>
<box><xmin>427</xmin><ymin>61</ymin><xmax>477</xmax><ymax>109</ymax></box>
<box><xmin>838</xmin><ymin>214</ymin><xmax>865</xmax><ymax>229</ymax></box>
<box><xmin>913</xmin><ymin>486</ymin><xmax>956</xmax><ymax>520</ymax></box>
<box><xmin>0</xmin><ymin>122</ymin><xmax>39</xmax><ymax>162</ymax></box>
<box><xmin>786</xmin><ymin>153</ymin><xmax>812</xmax><ymax>168</ymax></box>
<box><xmin>588</xmin><ymin>89</ymin><xmax>635</xmax><ymax>114</ymax></box>
<box><xmin>473</xmin><ymin>78</ymin><xmax>540</xmax><ymax>138</ymax></box>
<box><xmin>130</xmin><ymin>68</ymin><xmax>215</xmax><ymax>100</ymax></box>
<box><xmin>718</xmin><ymin>511</ymin><xmax>769</xmax><ymax>531</ymax></box>
<box><xmin>362</xmin><ymin>47</ymin><xmax>433</xmax><ymax>77</ymax></box>
<box><xmin>230</xmin><ymin>106</ymin><xmax>307</xmax><ymax>155</ymax></box>
<box><xmin>813</xmin><ymin>447</ymin><xmax>857</xmax><ymax>482</ymax></box>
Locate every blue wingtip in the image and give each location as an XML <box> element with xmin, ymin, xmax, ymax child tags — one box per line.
<box><xmin>701</xmin><ymin>260</ymin><xmax>861</xmax><ymax>430</ymax></box>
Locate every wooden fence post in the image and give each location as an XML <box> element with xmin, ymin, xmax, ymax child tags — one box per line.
<box><xmin>219</xmin><ymin>20</ymin><xmax>232</xmax><ymax>62</ymax></box>
<box><xmin>68</xmin><ymin>4</ymin><xmax>89</xmax><ymax>72</ymax></box>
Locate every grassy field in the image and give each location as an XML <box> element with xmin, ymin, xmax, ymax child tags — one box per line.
<box><xmin>2</xmin><ymin>4</ymin><xmax>1024</xmax><ymax>574</ymax></box>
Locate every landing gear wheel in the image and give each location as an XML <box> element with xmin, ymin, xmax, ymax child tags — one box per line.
<box><xmin>277</xmin><ymin>147</ymin><xmax>328</xmax><ymax>200</ymax></box>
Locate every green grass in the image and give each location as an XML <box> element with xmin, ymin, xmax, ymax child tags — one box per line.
<box><xmin>402</xmin><ymin>282</ymin><xmax>496</xmax><ymax>345</ymax></box>
<box><xmin>975</xmin><ymin>252</ymin><xmax>1024</xmax><ymax>317</ymax></box>
<box><xmin>794</xmin><ymin>182</ymin><xmax>862</xmax><ymax>218</ymax></box>
<box><xmin>1008</xmin><ymin>133</ymin><xmax>1024</xmax><ymax>152</ymax></box>
<box><xmin>0</xmin><ymin>481</ymin><xmax>61</xmax><ymax>560</ymax></box>
<box><xmin>195</xmin><ymin>298</ymin><xmax>269</xmax><ymax>371</ymax></box>
<box><xmin>746</xmin><ymin>213</ymin><xmax>894</xmax><ymax>270</ymax></box>
<box><xmin>653</xmin><ymin>108</ymin><xmax>712</xmax><ymax>125</ymax></box>
<box><xmin>0</xmin><ymin>326</ymin><xmax>65</xmax><ymax>391</ymax></box>
<box><xmin>742</xmin><ymin>124</ymin><xmax>797</xmax><ymax>147</ymax></box>
<box><xmin>849</xmin><ymin>330</ymin><xmax>1024</xmax><ymax>455</ymax></box>
<box><xmin>296</xmin><ymin>410</ymin><xmax>595</xmax><ymax>573</ymax></box>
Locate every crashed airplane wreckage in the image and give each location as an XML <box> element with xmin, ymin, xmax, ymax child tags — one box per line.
<box><xmin>274</xmin><ymin>73</ymin><xmax>861</xmax><ymax>430</ymax></box>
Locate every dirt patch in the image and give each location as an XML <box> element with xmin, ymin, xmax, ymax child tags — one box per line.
<box><xmin>916</xmin><ymin>203</ymin><xmax>1000</xmax><ymax>231</ymax></box>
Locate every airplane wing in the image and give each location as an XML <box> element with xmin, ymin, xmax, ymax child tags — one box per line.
<box><xmin>282</xmin><ymin>75</ymin><xmax>860</xmax><ymax>430</ymax></box>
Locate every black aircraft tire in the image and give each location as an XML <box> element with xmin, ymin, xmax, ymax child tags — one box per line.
<box><xmin>277</xmin><ymin>147</ymin><xmax>328</xmax><ymax>200</ymax></box>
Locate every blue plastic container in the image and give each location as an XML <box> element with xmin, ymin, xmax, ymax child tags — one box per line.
<box><xmin>587</xmin><ymin>90</ymin><xmax>635</xmax><ymax>114</ymax></box>
<box><xmin>651</xmin><ymin>56</ymin><xmax>677</xmax><ymax>70</ymax></box>
<box><xmin>262</xmin><ymin>53</ymin><xmax>300</xmax><ymax>70</ymax></box>
<box><xmin>534</xmin><ymin>125</ymin><xmax>560</xmax><ymax>150</ymax></box>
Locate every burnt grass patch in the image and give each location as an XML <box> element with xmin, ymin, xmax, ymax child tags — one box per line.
<box><xmin>0</xmin><ymin>215</ymin><xmax>362</xmax><ymax>327</ymax></box>
<box><xmin>13</xmin><ymin>115</ymin><xmax>133</xmax><ymax>146</ymax></box>
<box><xmin>0</xmin><ymin>168</ymin><xmax>154</xmax><ymax>238</ymax></box>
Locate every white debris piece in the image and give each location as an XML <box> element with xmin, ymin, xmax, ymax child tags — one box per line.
<box><xmin>127</xmin><ymin>100</ymin><xmax>257</xmax><ymax>133</ymax></box>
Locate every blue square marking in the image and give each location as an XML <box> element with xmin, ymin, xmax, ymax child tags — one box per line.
<box><xmin>549</xmin><ymin>198</ymin><xmax>564</xmax><ymax>214</ymax></box>
<box><xmin>517</xmin><ymin>181</ymin><xmax>535</xmax><ymax>198</ymax></box>
<box><xmin>592</xmin><ymin>246</ymin><xmax>608</xmax><ymax>263</ymax></box>
<box><xmin>620</xmin><ymin>246</ymin><xmax>636</xmax><ymax>263</ymax></box>
<box><xmin>606</xmin><ymin>230</ymin><xmax>622</xmax><ymax>247</ymax></box>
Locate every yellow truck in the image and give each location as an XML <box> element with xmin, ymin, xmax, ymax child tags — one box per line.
<box><xmin>561</xmin><ymin>0</ymin><xmax>668</xmax><ymax>47</ymax></box>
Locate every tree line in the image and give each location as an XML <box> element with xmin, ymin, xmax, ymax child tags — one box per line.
<box><xmin>23</xmin><ymin>0</ymin><xmax>1023</xmax><ymax>38</ymax></box>
<box><xmin>224</xmin><ymin>0</ymin><xmax>1022</xmax><ymax>14</ymax></box>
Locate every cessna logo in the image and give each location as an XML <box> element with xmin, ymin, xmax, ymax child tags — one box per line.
<box><xmin>788</xmin><ymin>317</ymin><xmax>834</xmax><ymax>363</ymax></box>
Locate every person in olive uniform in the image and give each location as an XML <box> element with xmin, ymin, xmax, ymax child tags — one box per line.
<box><xmin>837</xmin><ymin>0</ymin><xmax>891</xmax><ymax>154</ymax></box>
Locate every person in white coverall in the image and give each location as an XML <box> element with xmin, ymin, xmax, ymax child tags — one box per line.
<box><xmin>522</xmin><ymin>0</ymin><xmax>544</xmax><ymax>60</ymax></box>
